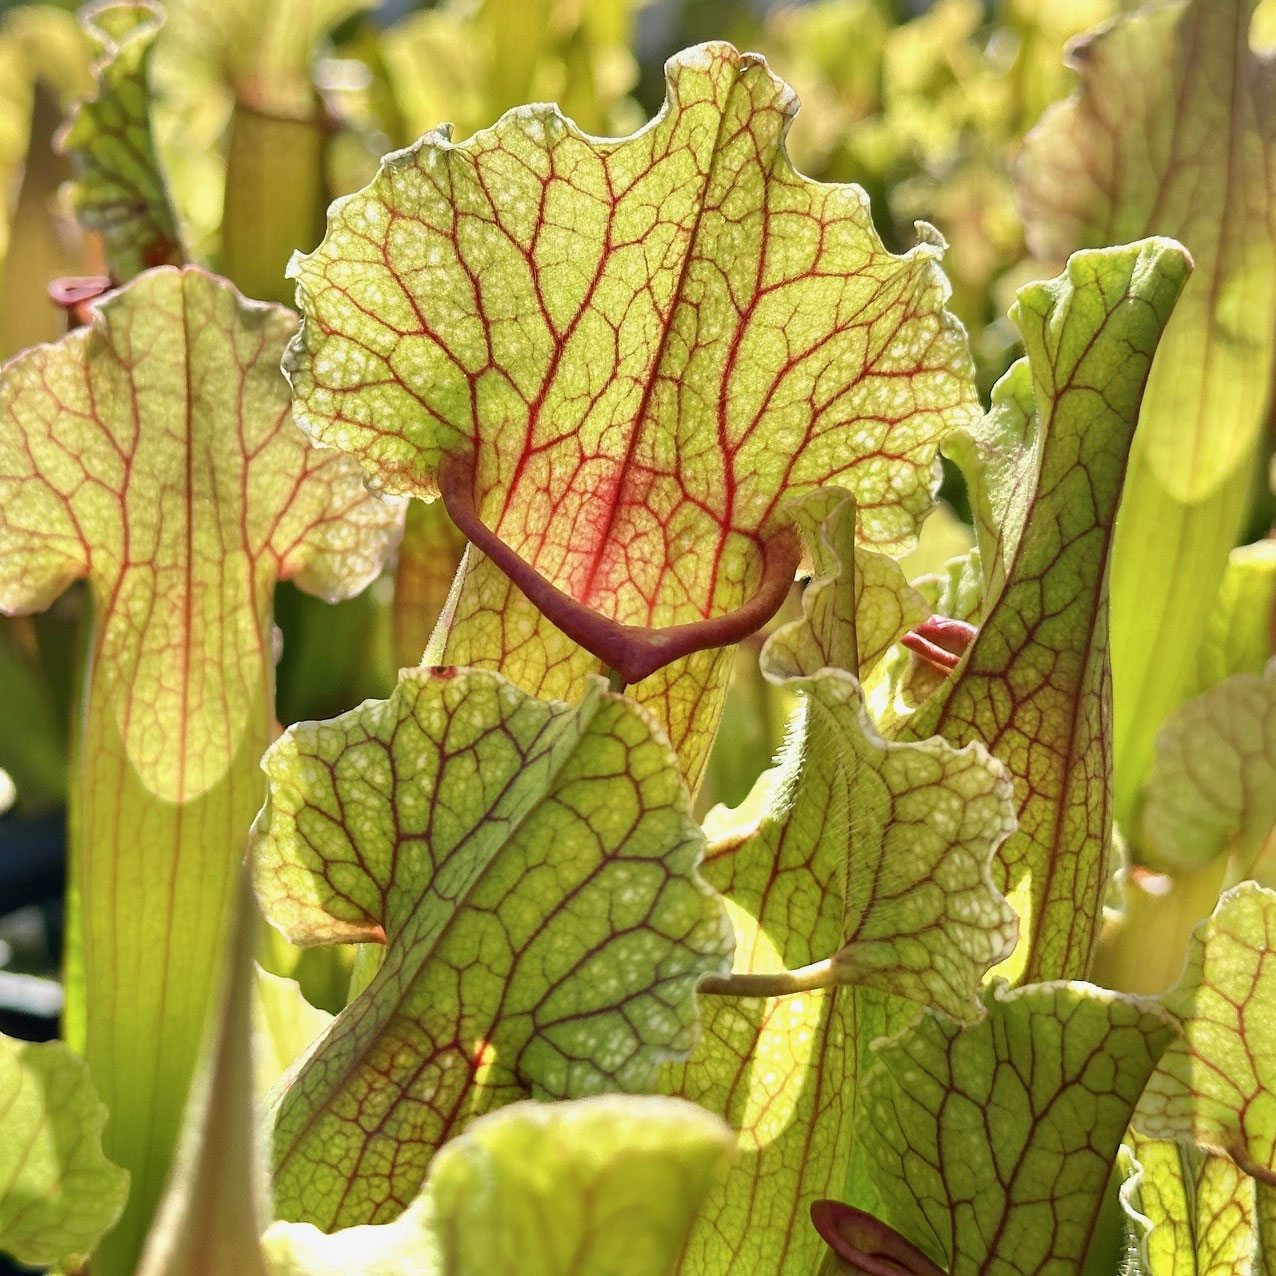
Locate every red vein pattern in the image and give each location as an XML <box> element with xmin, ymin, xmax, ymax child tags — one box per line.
<box><xmin>902</xmin><ymin>241</ymin><xmax>1190</xmax><ymax>982</ymax></box>
<box><xmin>863</xmin><ymin>983</ymin><xmax>1174</xmax><ymax>1274</ymax></box>
<box><xmin>252</xmin><ymin>667</ymin><xmax>732</xmax><ymax>1230</ymax></box>
<box><xmin>285</xmin><ymin>41</ymin><xmax>978</xmax><ymax>782</ymax></box>
<box><xmin>662</xmin><ymin>492</ymin><xmax>1016</xmax><ymax>1274</ymax></box>
<box><xmin>1136</xmin><ymin>883</ymin><xmax>1276</xmax><ymax>1186</ymax></box>
<box><xmin>0</xmin><ymin>266</ymin><xmax>402</xmax><ymax>1272</ymax></box>
<box><xmin>1017</xmin><ymin>0</ymin><xmax>1276</xmax><ymax>832</ymax></box>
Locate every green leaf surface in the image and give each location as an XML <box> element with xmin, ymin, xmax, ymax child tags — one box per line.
<box><xmin>61</xmin><ymin>0</ymin><xmax>184</xmax><ymax>280</ymax></box>
<box><xmin>1123</xmin><ymin>1133</ymin><xmax>1262</xmax><ymax>1275</ymax></box>
<box><xmin>265</xmin><ymin>1192</ymin><xmax>440</xmax><ymax>1275</ymax></box>
<box><xmin>381</xmin><ymin>0</ymin><xmax>643</xmax><ymax>144</ymax></box>
<box><xmin>941</xmin><ymin>357</ymin><xmax>1036</xmax><ymax>615</ymax></box>
<box><xmin>1136</xmin><ymin>882</ymin><xmax>1276</xmax><ymax>1185</ymax></box>
<box><xmin>252</xmin><ymin>665</ymin><xmax>732</xmax><ymax>1229</ymax></box>
<box><xmin>0</xmin><ymin>265</ymin><xmax>402</xmax><ymax>1274</ymax></box>
<box><xmin>394</xmin><ymin>498</ymin><xmax>467</xmax><ymax>667</ymax></box>
<box><xmin>862</xmin><ymin>981</ymin><xmax>1174</xmax><ymax>1274</ymax></box>
<box><xmin>135</xmin><ymin>871</ymin><xmax>270</xmax><ymax>1276</ymax></box>
<box><xmin>0</xmin><ymin>1034</ymin><xmax>128</xmax><ymax>1271</ymax></box>
<box><xmin>1017</xmin><ymin>0</ymin><xmax>1276</xmax><ymax>835</ymax></box>
<box><xmin>664</xmin><ymin>490</ymin><xmax>1017</xmax><ymax>1274</ymax></box>
<box><xmin>1140</xmin><ymin>660</ymin><xmax>1276</xmax><ymax>878</ymax></box>
<box><xmin>253</xmin><ymin>967</ymin><xmax>334</xmax><ymax>1100</ymax></box>
<box><xmin>901</xmin><ymin>239</ymin><xmax>1191</xmax><ymax>981</ymax></box>
<box><xmin>264</xmin><ymin>1095</ymin><xmax>732</xmax><ymax>1276</ymax></box>
<box><xmin>1192</xmin><ymin>541</ymin><xmax>1276</xmax><ymax>697</ymax></box>
<box><xmin>286</xmin><ymin>41</ymin><xmax>979</xmax><ymax>783</ymax></box>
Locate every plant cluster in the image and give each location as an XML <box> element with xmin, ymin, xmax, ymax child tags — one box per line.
<box><xmin>0</xmin><ymin>2</ymin><xmax>1273</xmax><ymax>1275</ymax></box>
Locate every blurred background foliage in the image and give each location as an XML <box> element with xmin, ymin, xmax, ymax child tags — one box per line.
<box><xmin>0</xmin><ymin>0</ymin><xmax>1272</xmax><ymax>1052</ymax></box>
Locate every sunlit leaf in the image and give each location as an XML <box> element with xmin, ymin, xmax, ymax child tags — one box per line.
<box><xmin>429</xmin><ymin>1095</ymin><xmax>732</xmax><ymax>1273</ymax></box>
<box><xmin>263</xmin><ymin>1095</ymin><xmax>733</xmax><ymax>1276</ymax></box>
<box><xmin>1122</xmin><ymin>1133</ymin><xmax>1262</xmax><ymax>1275</ymax></box>
<box><xmin>1017</xmin><ymin>0</ymin><xmax>1276</xmax><ymax>835</ymax></box>
<box><xmin>60</xmin><ymin>0</ymin><xmax>184</xmax><ymax>280</ymax></box>
<box><xmin>253</xmin><ymin>966</ymin><xmax>333</xmax><ymax>1099</ymax></box>
<box><xmin>1140</xmin><ymin>660</ymin><xmax>1276</xmax><ymax>878</ymax></box>
<box><xmin>0</xmin><ymin>265</ymin><xmax>402</xmax><ymax>1273</ymax></box>
<box><xmin>285</xmin><ymin>41</ymin><xmax>979</xmax><ymax>783</ymax></box>
<box><xmin>253</xmin><ymin>666</ymin><xmax>732</xmax><ymax>1228</ymax></box>
<box><xmin>0</xmin><ymin>1034</ymin><xmax>128</xmax><ymax>1271</ymax></box>
<box><xmin>901</xmin><ymin>239</ymin><xmax>1190</xmax><ymax>981</ymax></box>
<box><xmin>664</xmin><ymin>490</ymin><xmax>1017</xmax><ymax>1274</ymax></box>
<box><xmin>862</xmin><ymin>981</ymin><xmax>1174</xmax><ymax>1273</ymax></box>
<box><xmin>1136</xmin><ymin>882</ymin><xmax>1276</xmax><ymax>1185</ymax></box>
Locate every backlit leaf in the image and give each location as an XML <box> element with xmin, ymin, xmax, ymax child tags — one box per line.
<box><xmin>0</xmin><ymin>265</ymin><xmax>402</xmax><ymax>1273</ymax></box>
<box><xmin>0</xmin><ymin>1034</ymin><xmax>128</xmax><ymax>1271</ymax></box>
<box><xmin>285</xmin><ymin>41</ymin><xmax>979</xmax><ymax>783</ymax></box>
<box><xmin>393</xmin><ymin>499</ymin><xmax>467</xmax><ymax>668</ymax></box>
<box><xmin>664</xmin><ymin>490</ymin><xmax>1017</xmax><ymax>1274</ymax></box>
<box><xmin>253</xmin><ymin>967</ymin><xmax>334</xmax><ymax>1099</ymax></box>
<box><xmin>863</xmin><ymin>982</ymin><xmax>1174</xmax><ymax>1273</ymax></box>
<box><xmin>135</xmin><ymin>871</ymin><xmax>270</xmax><ymax>1276</ymax></box>
<box><xmin>253</xmin><ymin>666</ymin><xmax>732</xmax><ymax>1229</ymax></box>
<box><xmin>1017</xmin><ymin>0</ymin><xmax>1276</xmax><ymax>834</ymax></box>
<box><xmin>263</xmin><ymin>1095</ymin><xmax>733</xmax><ymax>1276</ymax></box>
<box><xmin>901</xmin><ymin>239</ymin><xmax>1191</xmax><ymax>981</ymax></box>
<box><xmin>1123</xmin><ymin>1133</ymin><xmax>1261</xmax><ymax>1275</ymax></box>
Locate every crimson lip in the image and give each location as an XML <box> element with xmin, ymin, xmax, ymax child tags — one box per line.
<box><xmin>902</xmin><ymin>615</ymin><xmax>977</xmax><ymax>674</ymax></box>
<box><xmin>49</xmin><ymin>275</ymin><xmax>112</xmax><ymax>329</ymax></box>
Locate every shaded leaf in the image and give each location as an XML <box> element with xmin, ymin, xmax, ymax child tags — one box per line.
<box><xmin>862</xmin><ymin>981</ymin><xmax>1174</xmax><ymax>1273</ymax></box>
<box><xmin>810</xmin><ymin>1199</ymin><xmax>947</xmax><ymax>1276</ymax></box>
<box><xmin>163</xmin><ymin>0</ymin><xmax>370</xmax><ymax>118</ymax></box>
<box><xmin>1141</xmin><ymin>660</ymin><xmax>1276</xmax><ymax>877</ymax></box>
<box><xmin>901</xmin><ymin>239</ymin><xmax>1191</xmax><ymax>981</ymax></box>
<box><xmin>136</xmin><ymin>870</ymin><xmax>270</xmax><ymax>1276</ymax></box>
<box><xmin>253</xmin><ymin>666</ymin><xmax>732</xmax><ymax>1229</ymax></box>
<box><xmin>60</xmin><ymin>0</ymin><xmax>184</xmax><ymax>280</ymax></box>
<box><xmin>0</xmin><ymin>265</ymin><xmax>402</xmax><ymax>1272</ymax></box>
<box><xmin>285</xmin><ymin>41</ymin><xmax>979</xmax><ymax>782</ymax></box>
<box><xmin>0</xmin><ymin>1034</ymin><xmax>128</xmax><ymax>1270</ymax></box>
<box><xmin>1017</xmin><ymin>0</ymin><xmax>1276</xmax><ymax>833</ymax></box>
<box><xmin>1192</xmin><ymin>540</ymin><xmax>1276</xmax><ymax>697</ymax></box>
<box><xmin>381</xmin><ymin>0</ymin><xmax>643</xmax><ymax>144</ymax></box>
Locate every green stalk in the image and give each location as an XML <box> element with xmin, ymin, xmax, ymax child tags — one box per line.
<box><xmin>0</xmin><ymin>269</ymin><xmax>399</xmax><ymax>1273</ymax></box>
<box><xmin>221</xmin><ymin>101</ymin><xmax>327</xmax><ymax>306</ymax></box>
